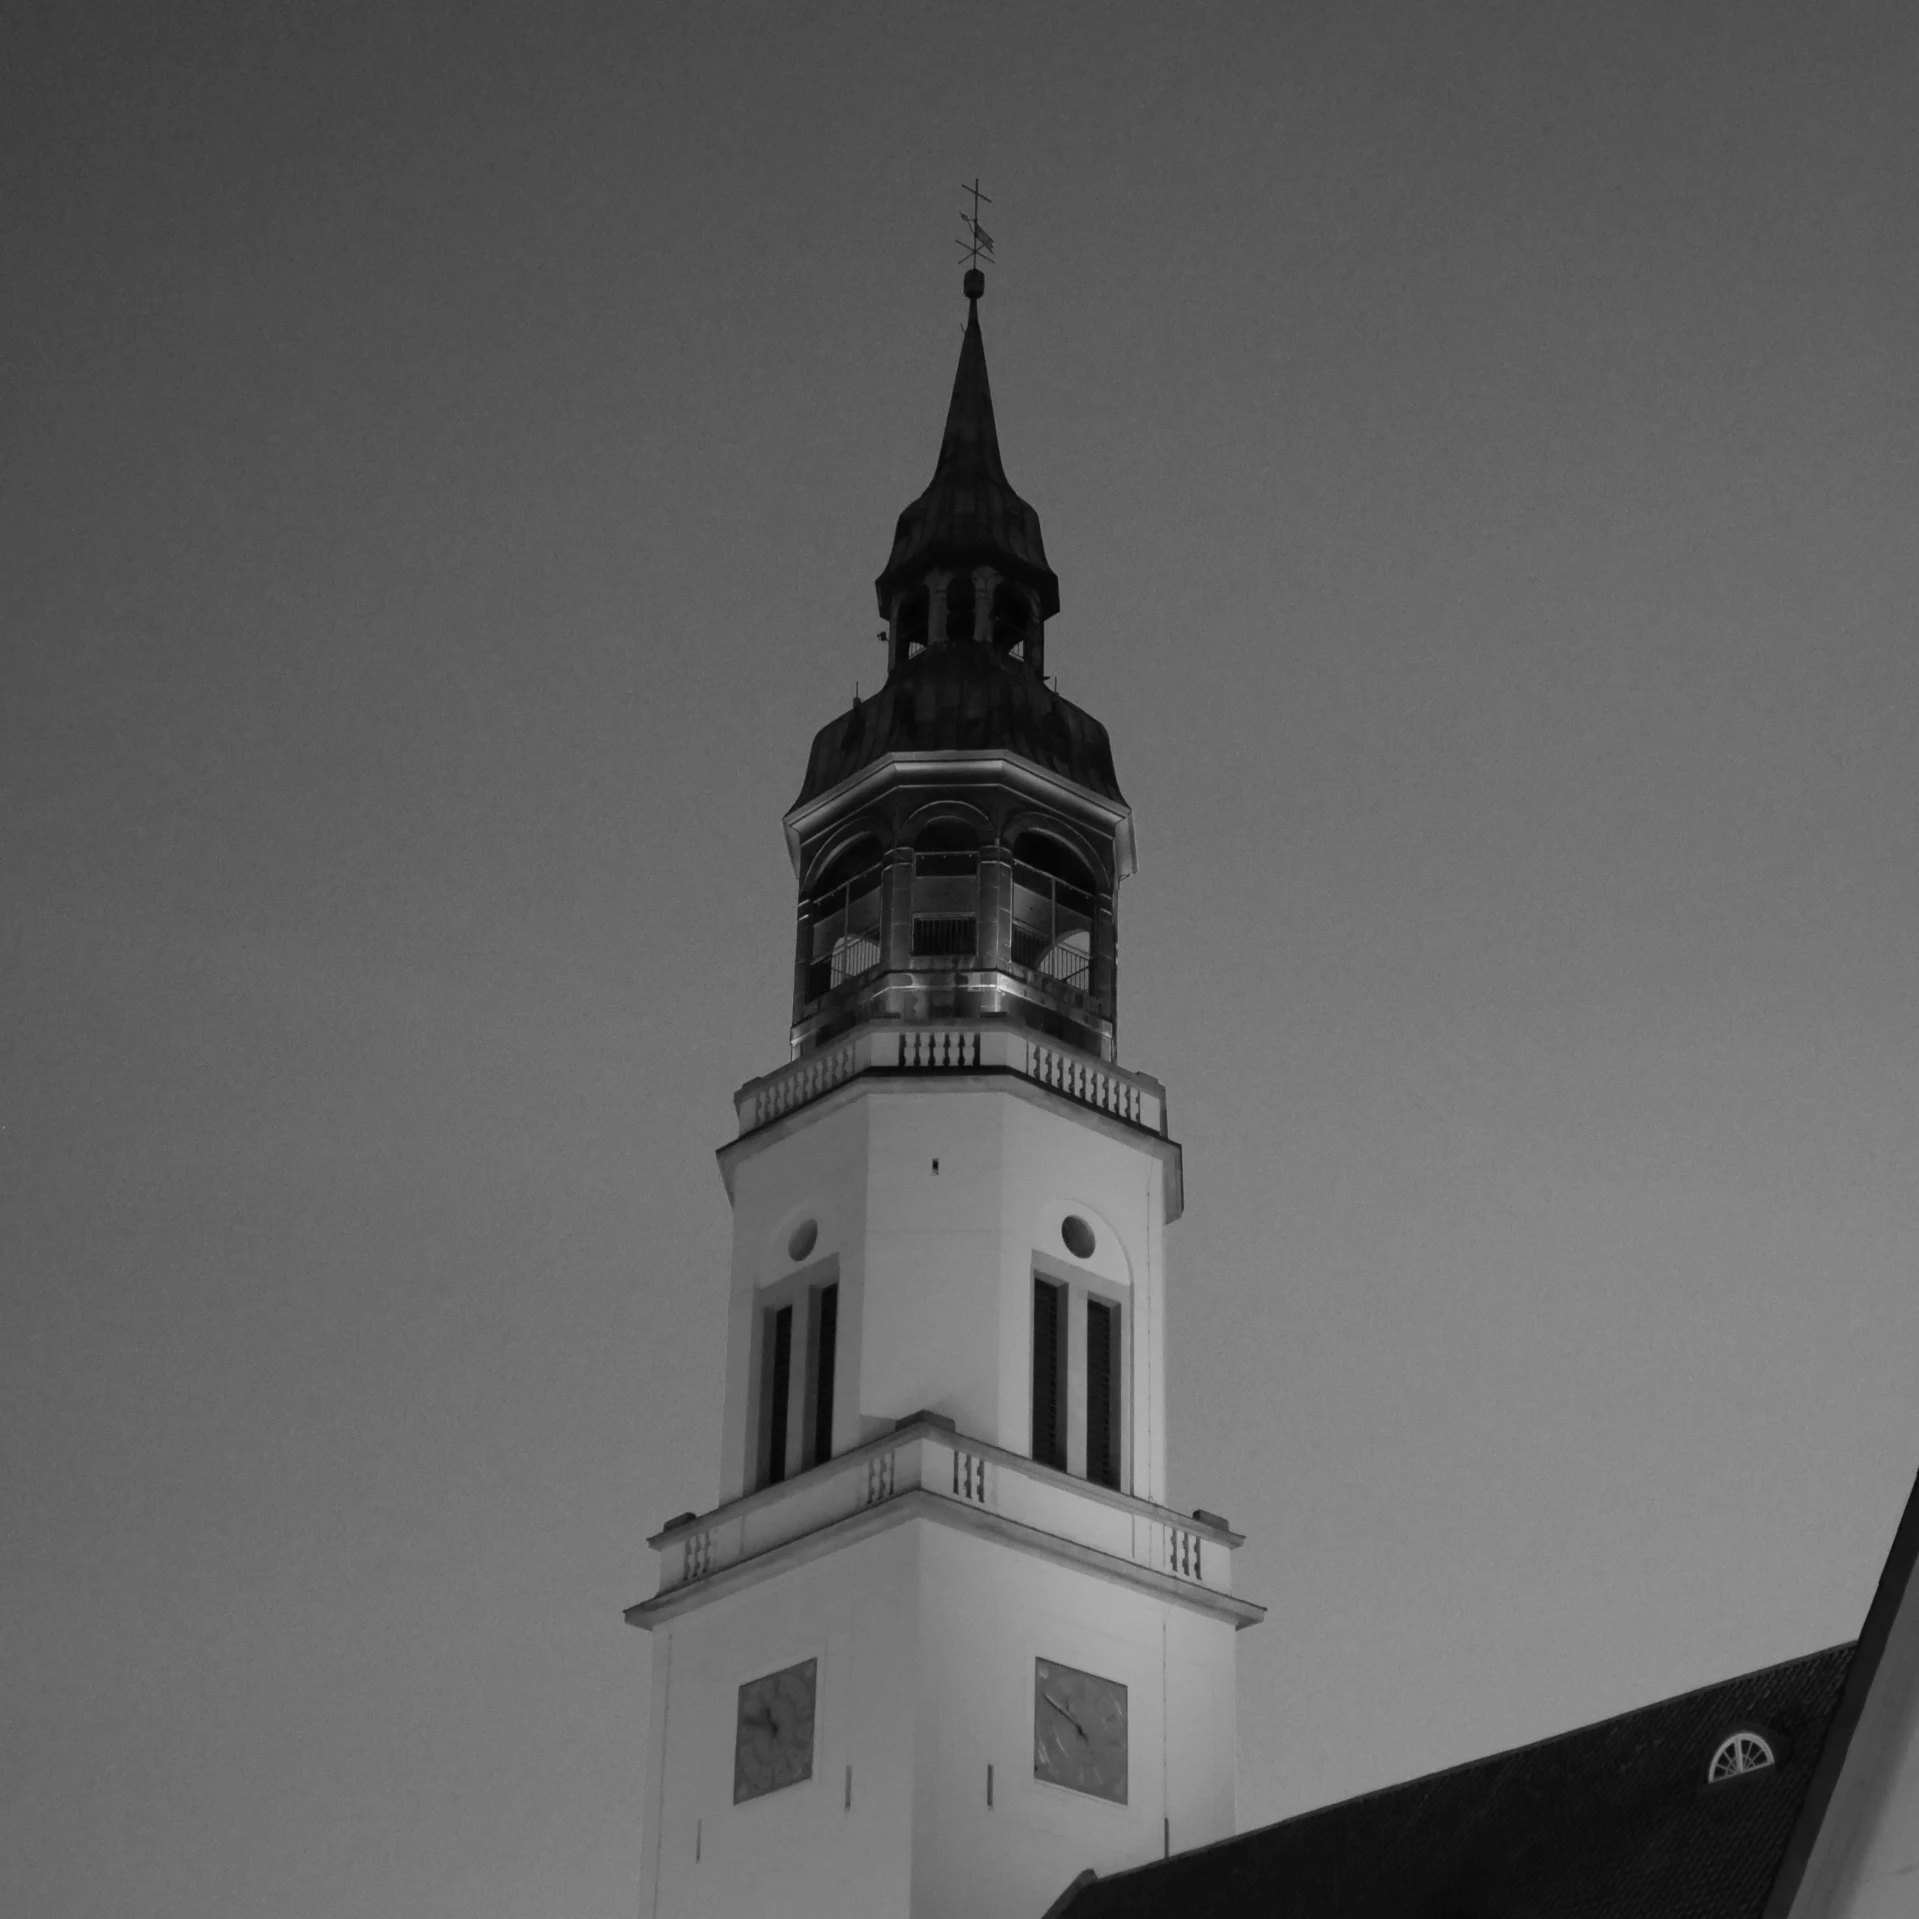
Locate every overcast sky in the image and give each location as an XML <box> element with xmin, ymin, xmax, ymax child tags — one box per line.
<box><xmin>6</xmin><ymin>5</ymin><xmax>1918</xmax><ymax>1916</ymax></box>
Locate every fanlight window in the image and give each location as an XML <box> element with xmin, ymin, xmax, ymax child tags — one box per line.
<box><xmin>1010</xmin><ymin>833</ymin><xmax>1097</xmax><ymax>992</ymax></box>
<box><xmin>912</xmin><ymin>822</ymin><xmax>979</xmax><ymax>960</ymax></box>
<box><xmin>806</xmin><ymin>840</ymin><xmax>884</xmax><ymax>1000</ymax></box>
<box><xmin>1707</xmin><ymin>1732</ymin><xmax>1775</xmax><ymax>1782</ymax></box>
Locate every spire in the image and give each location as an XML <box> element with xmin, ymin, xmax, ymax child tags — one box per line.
<box><xmin>875</xmin><ymin>275</ymin><xmax>1060</xmax><ymax>622</ymax></box>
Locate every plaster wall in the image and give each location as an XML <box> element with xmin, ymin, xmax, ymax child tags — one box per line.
<box><xmin>720</xmin><ymin>1078</ymin><xmax>1173</xmax><ymax>1506</ymax></box>
<box><xmin>910</xmin><ymin>1521</ymin><xmax>1238</xmax><ymax>1919</ymax></box>
<box><xmin>639</xmin><ymin>1513</ymin><xmax>1239</xmax><ymax>1919</ymax></box>
<box><xmin>643</xmin><ymin>1523</ymin><xmax>918</xmax><ymax>1919</ymax></box>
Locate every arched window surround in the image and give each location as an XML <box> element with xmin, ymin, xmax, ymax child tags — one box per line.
<box><xmin>906</xmin><ymin>813</ymin><xmax>983</xmax><ymax>962</ymax></box>
<box><xmin>1002</xmin><ymin>823</ymin><xmax>1109</xmax><ymax>1000</ymax></box>
<box><xmin>1706</xmin><ymin>1730</ymin><xmax>1777</xmax><ymax>1783</ymax></box>
<box><xmin>801</xmin><ymin>828</ymin><xmax>889</xmax><ymax>1005</ymax></box>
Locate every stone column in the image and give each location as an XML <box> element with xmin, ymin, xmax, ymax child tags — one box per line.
<box><xmin>887</xmin><ymin>845</ymin><xmax>915</xmax><ymax>973</ymax></box>
<box><xmin>972</xmin><ymin>565</ymin><xmax>999</xmax><ymax>646</ymax></box>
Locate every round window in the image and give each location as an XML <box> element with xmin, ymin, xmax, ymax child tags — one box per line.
<box><xmin>787</xmin><ymin>1219</ymin><xmax>818</xmax><ymax>1263</ymax></box>
<box><xmin>1061</xmin><ymin>1215</ymin><xmax>1096</xmax><ymax>1260</ymax></box>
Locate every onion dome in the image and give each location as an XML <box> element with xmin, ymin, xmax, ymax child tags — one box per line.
<box><xmin>793</xmin><ymin>643</ymin><xmax>1124</xmax><ymax>810</ymax></box>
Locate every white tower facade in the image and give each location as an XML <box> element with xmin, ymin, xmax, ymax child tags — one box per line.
<box><xmin>629</xmin><ymin>272</ymin><xmax>1261</xmax><ymax>1919</ymax></box>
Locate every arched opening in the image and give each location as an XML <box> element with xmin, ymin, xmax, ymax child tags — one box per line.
<box><xmin>992</xmin><ymin>583</ymin><xmax>1031</xmax><ymax>658</ymax></box>
<box><xmin>896</xmin><ymin>588</ymin><xmax>928</xmax><ymax>661</ymax></box>
<box><xmin>911</xmin><ymin>820</ymin><xmax>979</xmax><ymax>959</ymax></box>
<box><xmin>944</xmin><ymin>574</ymin><xmax>976</xmax><ymax>646</ymax></box>
<box><xmin>805</xmin><ymin>835</ymin><xmax>885</xmax><ymax>1000</ymax></box>
<box><xmin>1009</xmin><ymin>831</ymin><xmax>1099</xmax><ymax>991</ymax></box>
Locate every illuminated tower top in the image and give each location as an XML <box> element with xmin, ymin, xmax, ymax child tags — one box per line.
<box><xmin>786</xmin><ymin>270</ymin><xmax>1133</xmax><ymax>1063</ymax></box>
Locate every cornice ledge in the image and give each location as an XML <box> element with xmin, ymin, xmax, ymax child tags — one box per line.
<box><xmin>624</xmin><ymin>1484</ymin><xmax>1267</xmax><ymax>1632</ymax></box>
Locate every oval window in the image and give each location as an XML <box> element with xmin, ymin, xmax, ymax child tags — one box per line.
<box><xmin>787</xmin><ymin>1219</ymin><xmax>818</xmax><ymax>1263</ymax></box>
<box><xmin>1061</xmin><ymin>1215</ymin><xmax>1096</xmax><ymax>1260</ymax></box>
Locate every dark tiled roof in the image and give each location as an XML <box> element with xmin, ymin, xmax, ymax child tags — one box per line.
<box><xmin>793</xmin><ymin>642</ymin><xmax>1125</xmax><ymax>809</ymax></box>
<box><xmin>1056</xmin><ymin>1644</ymin><xmax>1856</xmax><ymax>1919</ymax></box>
<box><xmin>874</xmin><ymin>294</ymin><xmax>1061</xmax><ymax>620</ymax></box>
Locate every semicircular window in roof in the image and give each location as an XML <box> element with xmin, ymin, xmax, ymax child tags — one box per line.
<box><xmin>1707</xmin><ymin>1732</ymin><xmax>1775</xmax><ymax>1782</ymax></box>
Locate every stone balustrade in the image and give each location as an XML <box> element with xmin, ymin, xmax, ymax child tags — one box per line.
<box><xmin>734</xmin><ymin>1022</ymin><xmax>1167</xmax><ymax>1138</ymax></box>
<box><xmin>646</xmin><ymin>1418</ymin><xmax>1246</xmax><ymax>1620</ymax></box>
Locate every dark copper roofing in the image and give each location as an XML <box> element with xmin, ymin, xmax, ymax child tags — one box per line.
<box><xmin>874</xmin><ymin>292</ymin><xmax>1061</xmax><ymax>620</ymax></box>
<box><xmin>793</xmin><ymin>641</ymin><xmax>1123</xmax><ymax>809</ymax></box>
<box><xmin>1053</xmin><ymin>1644</ymin><xmax>1856</xmax><ymax>1919</ymax></box>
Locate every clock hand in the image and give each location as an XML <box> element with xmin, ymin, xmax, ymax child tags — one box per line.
<box><xmin>1043</xmin><ymin>1691</ymin><xmax>1088</xmax><ymax>1742</ymax></box>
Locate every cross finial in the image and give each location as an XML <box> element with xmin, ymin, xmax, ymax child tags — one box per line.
<box><xmin>957</xmin><ymin>178</ymin><xmax>994</xmax><ymax>295</ymax></box>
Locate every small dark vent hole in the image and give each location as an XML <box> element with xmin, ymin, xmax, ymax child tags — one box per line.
<box><xmin>787</xmin><ymin>1220</ymin><xmax>818</xmax><ymax>1263</ymax></box>
<box><xmin>1061</xmin><ymin>1215</ymin><xmax>1096</xmax><ymax>1259</ymax></box>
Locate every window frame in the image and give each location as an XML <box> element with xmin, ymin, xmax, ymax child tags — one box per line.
<box><xmin>1031</xmin><ymin>1250</ymin><xmax>1131</xmax><ymax>1491</ymax></box>
<box><xmin>803</xmin><ymin>850</ymin><xmax>886</xmax><ymax>1004</ymax></box>
<box><xmin>910</xmin><ymin>832</ymin><xmax>980</xmax><ymax>964</ymax></box>
<box><xmin>750</xmin><ymin>1257</ymin><xmax>843</xmax><ymax>1490</ymax></box>
<box><xmin>1031</xmin><ymin>1275</ymin><xmax>1068</xmax><ymax>1470</ymax></box>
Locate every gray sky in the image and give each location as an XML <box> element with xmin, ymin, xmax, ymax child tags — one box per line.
<box><xmin>6</xmin><ymin>4</ymin><xmax>1918</xmax><ymax>1915</ymax></box>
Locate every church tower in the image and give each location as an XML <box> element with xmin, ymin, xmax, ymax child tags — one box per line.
<box><xmin>629</xmin><ymin>267</ymin><xmax>1262</xmax><ymax>1919</ymax></box>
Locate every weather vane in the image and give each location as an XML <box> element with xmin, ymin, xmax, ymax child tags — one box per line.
<box><xmin>957</xmin><ymin>178</ymin><xmax>994</xmax><ymax>275</ymax></box>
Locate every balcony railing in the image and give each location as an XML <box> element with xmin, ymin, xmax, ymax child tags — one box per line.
<box><xmin>632</xmin><ymin>1418</ymin><xmax>1258</xmax><ymax>1631</ymax></box>
<box><xmin>803</xmin><ymin>931</ymin><xmax>883</xmax><ymax>1001</ymax></box>
<box><xmin>1011</xmin><ymin>924</ymin><xmax>1091</xmax><ymax>989</ymax></box>
<box><xmin>735</xmin><ymin>1022</ymin><xmax>1168</xmax><ymax>1137</ymax></box>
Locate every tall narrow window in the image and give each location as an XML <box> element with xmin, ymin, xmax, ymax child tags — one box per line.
<box><xmin>765</xmin><ymin>1304</ymin><xmax>793</xmax><ymax>1485</ymax></box>
<box><xmin>1032</xmin><ymin>1278</ymin><xmax>1066</xmax><ymax>1469</ymax></box>
<box><xmin>1086</xmin><ymin>1298</ymin><xmax>1120</xmax><ymax>1489</ymax></box>
<box><xmin>807</xmin><ymin>1282</ymin><xmax>838</xmax><ymax>1468</ymax></box>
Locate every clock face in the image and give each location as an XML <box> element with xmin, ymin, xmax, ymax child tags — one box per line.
<box><xmin>1034</xmin><ymin>1657</ymin><xmax>1128</xmax><ymax>1803</ymax></box>
<box><xmin>733</xmin><ymin>1658</ymin><xmax>817</xmax><ymax>1804</ymax></box>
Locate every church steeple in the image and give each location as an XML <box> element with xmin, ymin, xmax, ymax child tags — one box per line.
<box><xmin>876</xmin><ymin>273</ymin><xmax>1060</xmax><ymax>670</ymax></box>
<box><xmin>629</xmin><ymin>259</ymin><xmax>1256</xmax><ymax>1919</ymax></box>
<box><xmin>783</xmin><ymin>273</ymin><xmax>1134</xmax><ymax>1064</ymax></box>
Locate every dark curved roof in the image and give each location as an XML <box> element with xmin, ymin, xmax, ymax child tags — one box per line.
<box><xmin>1052</xmin><ymin>1644</ymin><xmax>1855</xmax><ymax>1919</ymax></box>
<box><xmin>793</xmin><ymin>642</ymin><xmax>1125</xmax><ymax>810</ymax></box>
<box><xmin>875</xmin><ymin>294</ymin><xmax>1060</xmax><ymax>620</ymax></box>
